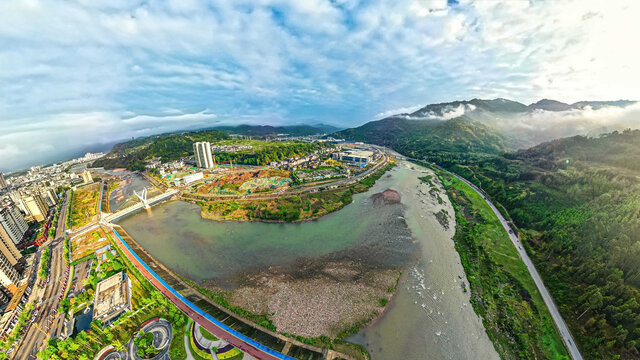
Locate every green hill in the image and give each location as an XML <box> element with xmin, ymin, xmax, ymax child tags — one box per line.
<box><xmin>333</xmin><ymin>115</ymin><xmax>510</xmax><ymax>162</ymax></box>
<box><xmin>92</xmin><ymin>129</ymin><xmax>230</xmax><ymax>170</ymax></box>
<box><xmin>449</xmin><ymin>129</ymin><xmax>640</xmax><ymax>359</ymax></box>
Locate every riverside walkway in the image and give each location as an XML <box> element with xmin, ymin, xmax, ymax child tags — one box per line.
<box><xmin>110</xmin><ymin>227</ymin><xmax>321</xmax><ymax>360</ymax></box>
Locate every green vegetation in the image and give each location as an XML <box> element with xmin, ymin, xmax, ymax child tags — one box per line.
<box><xmin>92</xmin><ymin>129</ymin><xmax>230</xmax><ymax>170</ymax></box>
<box><xmin>333</xmin><ymin>116</ymin><xmax>508</xmax><ymax>163</ymax></box>
<box><xmin>169</xmin><ymin>320</ymin><xmax>188</xmax><ymax>360</ymax></box>
<box><xmin>40</xmin><ymin>231</ymin><xmax>189</xmax><ymax>360</ymax></box>
<box><xmin>0</xmin><ymin>303</ymin><xmax>34</xmax><ymax>356</ymax></box>
<box><xmin>199</xmin><ymin>326</ymin><xmax>219</xmax><ymax>341</ymax></box>
<box><xmin>69</xmin><ymin>183</ymin><xmax>100</xmax><ymax>229</ymax></box>
<box><xmin>444</xmin><ymin>130</ymin><xmax>640</xmax><ymax>359</ymax></box>
<box><xmin>39</xmin><ymin>246</ymin><xmax>51</xmax><ymax>279</ymax></box>
<box><xmin>188</xmin><ymin>322</ymin><xmax>212</xmax><ymax>360</ymax></box>
<box><xmin>432</xmin><ymin>171</ymin><xmax>568</xmax><ymax>359</ymax></box>
<box><xmin>133</xmin><ymin>330</ymin><xmax>160</xmax><ymax>358</ymax></box>
<box><xmin>48</xmin><ymin>202</ymin><xmax>61</xmax><ymax>238</ymax></box>
<box><xmin>212</xmin><ymin>141</ymin><xmax>329</xmax><ymax>166</ymax></box>
<box><xmin>66</xmin><ymin>190</ymin><xmax>73</xmax><ymax>229</ymax></box>
<box><xmin>196</xmin><ymin>162</ymin><xmax>395</xmax><ymax>222</ymax></box>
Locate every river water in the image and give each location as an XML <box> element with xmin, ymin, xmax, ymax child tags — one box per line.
<box><xmin>116</xmin><ymin>162</ymin><xmax>498</xmax><ymax>359</ymax></box>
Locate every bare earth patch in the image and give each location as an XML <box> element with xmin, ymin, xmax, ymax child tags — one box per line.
<box><xmin>222</xmin><ymin>261</ymin><xmax>400</xmax><ymax>338</ymax></box>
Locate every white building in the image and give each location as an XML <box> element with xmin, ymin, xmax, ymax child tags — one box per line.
<box><xmin>175</xmin><ymin>172</ymin><xmax>204</xmax><ymax>186</ymax></box>
<box><xmin>0</xmin><ymin>203</ymin><xmax>28</xmax><ymax>245</ymax></box>
<box><xmin>0</xmin><ymin>173</ymin><xmax>7</xmax><ymax>189</ymax></box>
<box><xmin>193</xmin><ymin>142</ymin><xmax>214</xmax><ymax>169</ymax></box>
<box><xmin>333</xmin><ymin>150</ymin><xmax>374</xmax><ymax>165</ymax></box>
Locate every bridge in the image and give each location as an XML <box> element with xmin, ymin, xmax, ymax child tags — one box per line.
<box><xmin>103</xmin><ymin>189</ymin><xmax>179</xmax><ymax>223</ymax></box>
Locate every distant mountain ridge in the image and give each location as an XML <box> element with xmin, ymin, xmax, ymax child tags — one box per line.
<box><xmin>331</xmin><ymin>97</ymin><xmax>638</xmax><ymax>160</ymax></box>
<box><xmin>213</xmin><ymin>124</ymin><xmax>341</xmax><ymax>137</ymax></box>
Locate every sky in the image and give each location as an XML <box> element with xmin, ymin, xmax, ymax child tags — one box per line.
<box><xmin>1</xmin><ymin>0</ymin><xmax>639</xmax><ymax>172</ymax></box>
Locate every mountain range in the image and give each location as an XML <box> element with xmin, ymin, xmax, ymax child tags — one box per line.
<box><xmin>212</xmin><ymin>124</ymin><xmax>341</xmax><ymax>137</ymax></box>
<box><xmin>331</xmin><ymin>98</ymin><xmax>638</xmax><ymax>159</ymax></box>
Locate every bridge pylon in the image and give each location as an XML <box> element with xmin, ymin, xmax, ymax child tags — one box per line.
<box><xmin>133</xmin><ymin>187</ymin><xmax>150</xmax><ymax>209</ymax></box>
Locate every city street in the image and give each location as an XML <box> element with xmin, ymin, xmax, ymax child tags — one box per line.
<box><xmin>12</xmin><ymin>191</ymin><xmax>70</xmax><ymax>360</ymax></box>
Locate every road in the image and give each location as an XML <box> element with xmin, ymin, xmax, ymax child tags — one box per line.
<box><xmin>181</xmin><ymin>151</ymin><xmax>389</xmax><ymax>202</ymax></box>
<box><xmin>448</xmin><ymin>172</ymin><xmax>584</xmax><ymax>360</ymax></box>
<box><xmin>12</xmin><ymin>192</ymin><xmax>71</xmax><ymax>360</ymax></box>
<box><xmin>111</xmin><ymin>229</ymin><xmax>294</xmax><ymax>360</ymax></box>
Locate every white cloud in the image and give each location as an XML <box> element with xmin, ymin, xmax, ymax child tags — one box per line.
<box><xmin>0</xmin><ymin>0</ymin><xmax>639</xmax><ymax>170</ymax></box>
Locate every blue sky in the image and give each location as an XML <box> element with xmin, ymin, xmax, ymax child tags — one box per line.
<box><xmin>1</xmin><ymin>0</ymin><xmax>638</xmax><ymax>171</ymax></box>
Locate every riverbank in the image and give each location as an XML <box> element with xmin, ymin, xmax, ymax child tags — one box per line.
<box><xmin>433</xmin><ymin>166</ymin><xmax>569</xmax><ymax>359</ymax></box>
<box><xmin>191</xmin><ymin>162</ymin><xmax>396</xmax><ymax>223</ymax></box>
<box><xmin>347</xmin><ymin>161</ymin><xmax>499</xmax><ymax>360</ymax></box>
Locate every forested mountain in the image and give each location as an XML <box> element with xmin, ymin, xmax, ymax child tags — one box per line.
<box><xmin>332</xmin><ymin>115</ymin><xmax>510</xmax><ymax>163</ymax></box>
<box><xmin>447</xmin><ymin>130</ymin><xmax>640</xmax><ymax>359</ymax></box>
<box><xmin>213</xmin><ymin>124</ymin><xmax>340</xmax><ymax>137</ymax></box>
<box><xmin>92</xmin><ymin>129</ymin><xmax>230</xmax><ymax>170</ymax></box>
<box><xmin>333</xmin><ymin>98</ymin><xmax>637</xmax><ymax>151</ymax></box>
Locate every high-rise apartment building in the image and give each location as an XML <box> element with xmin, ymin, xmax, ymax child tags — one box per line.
<box><xmin>24</xmin><ymin>195</ymin><xmax>48</xmax><ymax>222</ymax></box>
<box><xmin>41</xmin><ymin>188</ymin><xmax>58</xmax><ymax>207</ymax></box>
<box><xmin>8</xmin><ymin>192</ymin><xmax>27</xmax><ymax>215</ymax></box>
<box><xmin>0</xmin><ymin>224</ymin><xmax>22</xmax><ymax>267</ymax></box>
<box><xmin>193</xmin><ymin>142</ymin><xmax>214</xmax><ymax>168</ymax></box>
<box><xmin>0</xmin><ymin>203</ymin><xmax>28</xmax><ymax>245</ymax></box>
<box><xmin>0</xmin><ymin>173</ymin><xmax>7</xmax><ymax>189</ymax></box>
<box><xmin>81</xmin><ymin>170</ymin><xmax>93</xmax><ymax>184</ymax></box>
<box><xmin>0</xmin><ymin>252</ymin><xmax>21</xmax><ymax>295</ymax></box>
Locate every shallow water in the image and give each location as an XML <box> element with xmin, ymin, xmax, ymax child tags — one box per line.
<box><xmin>347</xmin><ymin>162</ymin><xmax>499</xmax><ymax>360</ymax></box>
<box><xmin>117</xmin><ymin>167</ymin><xmax>411</xmax><ymax>284</ymax></box>
<box><xmin>117</xmin><ymin>162</ymin><xmax>499</xmax><ymax>359</ymax></box>
<box><xmin>106</xmin><ymin>171</ymin><xmax>151</xmax><ymax>211</ymax></box>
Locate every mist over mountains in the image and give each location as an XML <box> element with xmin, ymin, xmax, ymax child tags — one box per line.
<box><xmin>333</xmin><ymin>98</ymin><xmax>639</xmax><ymax>154</ymax></box>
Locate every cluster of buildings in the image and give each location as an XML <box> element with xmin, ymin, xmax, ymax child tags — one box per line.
<box><xmin>211</xmin><ymin>144</ymin><xmax>253</xmax><ymax>153</ymax></box>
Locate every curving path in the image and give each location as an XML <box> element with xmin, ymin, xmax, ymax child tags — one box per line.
<box><xmin>96</xmin><ymin>319</ymin><xmax>172</xmax><ymax>360</ymax></box>
<box><xmin>448</xmin><ymin>171</ymin><xmax>584</xmax><ymax>360</ymax></box>
<box><xmin>110</xmin><ymin>228</ymin><xmax>295</xmax><ymax>360</ymax></box>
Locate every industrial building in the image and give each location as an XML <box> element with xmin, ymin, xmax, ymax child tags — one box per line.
<box><xmin>0</xmin><ymin>202</ymin><xmax>28</xmax><ymax>245</ymax></box>
<box><xmin>193</xmin><ymin>141</ymin><xmax>214</xmax><ymax>168</ymax></box>
<box><xmin>333</xmin><ymin>150</ymin><xmax>374</xmax><ymax>165</ymax></box>
<box><xmin>93</xmin><ymin>271</ymin><xmax>132</xmax><ymax>324</ymax></box>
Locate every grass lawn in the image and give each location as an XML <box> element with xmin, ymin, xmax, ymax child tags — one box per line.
<box><xmin>200</xmin><ymin>325</ymin><xmax>219</xmax><ymax>341</ymax></box>
<box><xmin>434</xmin><ymin>168</ymin><xmax>569</xmax><ymax>360</ymax></box>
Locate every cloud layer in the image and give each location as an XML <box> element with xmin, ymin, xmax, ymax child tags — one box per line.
<box><xmin>0</xmin><ymin>0</ymin><xmax>639</xmax><ymax>171</ymax></box>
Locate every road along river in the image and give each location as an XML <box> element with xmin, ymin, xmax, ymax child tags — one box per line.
<box><xmin>347</xmin><ymin>162</ymin><xmax>498</xmax><ymax>360</ymax></box>
<box><xmin>116</xmin><ymin>161</ymin><xmax>498</xmax><ymax>359</ymax></box>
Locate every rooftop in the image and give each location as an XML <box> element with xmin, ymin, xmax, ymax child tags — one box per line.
<box><xmin>93</xmin><ymin>271</ymin><xmax>131</xmax><ymax>323</ymax></box>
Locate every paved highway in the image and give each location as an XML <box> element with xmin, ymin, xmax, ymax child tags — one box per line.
<box><xmin>386</xmin><ymin>149</ymin><xmax>583</xmax><ymax>359</ymax></box>
<box><xmin>449</xmin><ymin>171</ymin><xmax>584</xmax><ymax>360</ymax></box>
<box><xmin>12</xmin><ymin>191</ymin><xmax>70</xmax><ymax>360</ymax></box>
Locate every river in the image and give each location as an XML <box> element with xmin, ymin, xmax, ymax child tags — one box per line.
<box><xmin>116</xmin><ymin>161</ymin><xmax>498</xmax><ymax>359</ymax></box>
